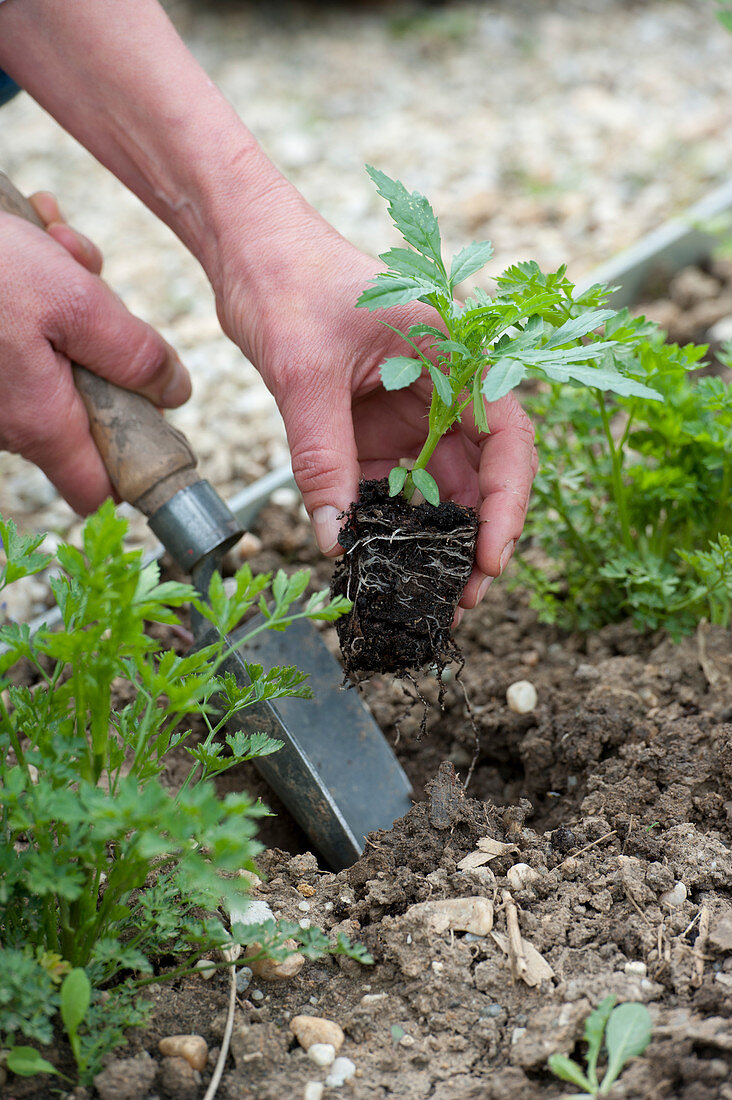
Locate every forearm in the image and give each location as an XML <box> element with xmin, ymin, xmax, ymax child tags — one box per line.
<box><xmin>0</xmin><ymin>0</ymin><xmax>304</xmax><ymax>289</ymax></box>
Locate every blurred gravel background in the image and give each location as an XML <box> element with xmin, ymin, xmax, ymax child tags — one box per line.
<box><xmin>2</xmin><ymin>0</ymin><xmax>732</xmax><ymax>617</ymax></box>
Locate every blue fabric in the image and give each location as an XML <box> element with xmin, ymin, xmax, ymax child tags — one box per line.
<box><xmin>0</xmin><ymin>68</ymin><xmax>20</xmax><ymax>106</ymax></box>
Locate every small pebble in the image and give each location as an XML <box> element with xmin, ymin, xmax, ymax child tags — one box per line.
<box><xmin>481</xmin><ymin>1003</ymin><xmax>504</xmax><ymax>1018</ymax></box>
<box><xmin>624</xmin><ymin>960</ymin><xmax>648</xmax><ymax>978</ymax></box>
<box><xmin>399</xmin><ymin>1034</ymin><xmax>415</xmax><ymax>1048</ymax></box>
<box><xmin>298</xmin><ymin>900</ymin><xmax>311</xmax><ymax>912</ymax></box>
<box><xmin>235</xmin><ymin>966</ymin><xmax>253</xmax><ymax>993</ymax></box>
<box><xmin>307</xmin><ymin>1043</ymin><xmax>336</xmax><ymax>1067</ymax></box>
<box><xmin>299</xmin><ymin>918</ymin><xmax>312</xmax><ymax>929</ymax></box>
<box><xmin>291</xmin><ymin>1015</ymin><xmax>345</xmax><ymax>1053</ymax></box>
<box><xmin>325</xmin><ymin>1057</ymin><xmax>356</xmax><ymax>1088</ymax></box>
<box><xmin>195</xmin><ymin>959</ymin><xmax>216</xmax><ymax>980</ymax></box>
<box><xmin>251</xmin><ymin>989</ymin><xmax>264</xmax><ymax>1001</ymax></box>
<box><xmin>660</xmin><ymin>881</ymin><xmax>688</xmax><ymax>908</ymax></box>
<box><xmin>298</xmin><ymin>882</ymin><xmax>316</xmax><ymax>897</ymax></box>
<box><xmin>506</xmin><ymin>680</ymin><xmax>538</xmax><ymax>714</ymax></box>
<box><xmin>304</xmin><ymin>1084</ymin><xmax>324</xmax><ymax>1100</ymax></box>
<box><xmin>506</xmin><ymin>863</ymin><xmax>540</xmax><ymax>891</ymax></box>
<box><xmin>158</xmin><ymin>1035</ymin><xmax>208</xmax><ymax>1072</ymax></box>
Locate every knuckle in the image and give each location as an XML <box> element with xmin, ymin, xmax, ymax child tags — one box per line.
<box><xmin>119</xmin><ymin>325</ymin><xmax>168</xmax><ymax>388</ymax></box>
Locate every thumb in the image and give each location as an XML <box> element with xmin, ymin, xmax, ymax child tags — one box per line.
<box><xmin>279</xmin><ymin>383</ymin><xmax>359</xmax><ymax>557</ymax></box>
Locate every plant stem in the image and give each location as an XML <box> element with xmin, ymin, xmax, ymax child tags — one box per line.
<box><xmin>597</xmin><ymin>391</ymin><xmax>633</xmax><ymax>550</ymax></box>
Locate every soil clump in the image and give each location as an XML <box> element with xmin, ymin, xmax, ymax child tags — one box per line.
<box><xmin>331</xmin><ymin>478</ymin><xmax>478</xmax><ymax>679</ymax></box>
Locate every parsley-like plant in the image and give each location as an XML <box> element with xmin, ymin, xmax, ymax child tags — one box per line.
<box><xmin>0</xmin><ymin>503</ymin><xmax>359</xmax><ymax>1082</ymax></box>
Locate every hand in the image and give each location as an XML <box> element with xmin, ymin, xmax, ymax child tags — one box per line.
<box><xmin>0</xmin><ymin>194</ymin><xmax>191</xmax><ymax>514</ymax></box>
<box><xmin>216</xmin><ymin>206</ymin><xmax>537</xmax><ymax>612</ymax></box>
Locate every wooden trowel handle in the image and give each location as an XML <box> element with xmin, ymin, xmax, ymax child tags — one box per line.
<box><xmin>0</xmin><ymin>171</ymin><xmax>198</xmax><ymax>515</ymax></box>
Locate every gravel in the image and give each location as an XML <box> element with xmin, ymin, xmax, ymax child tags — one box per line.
<box><xmin>2</xmin><ymin>0</ymin><xmax>732</xmax><ymax>586</ymax></box>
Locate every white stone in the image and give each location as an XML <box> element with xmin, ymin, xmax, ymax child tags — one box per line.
<box><xmin>624</xmin><ymin>960</ymin><xmax>647</xmax><ymax>978</ymax></box>
<box><xmin>325</xmin><ymin>1057</ymin><xmax>356</xmax><ymax>1088</ymax></box>
<box><xmin>195</xmin><ymin>959</ymin><xmax>216</xmax><ymax>980</ymax></box>
<box><xmin>506</xmin><ymin>680</ymin><xmax>538</xmax><ymax>714</ymax></box>
<box><xmin>660</xmin><ymin>881</ymin><xmax>688</xmax><ymax>908</ymax></box>
<box><xmin>506</xmin><ymin>863</ymin><xmax>540</xmax><ymax>891</ymax></box>
<box><xmin>307</xmin><ymin>1043</ymin><xmax>336</xmax><ymax>1067</ymax></box>
<box><xmin>303</xmin><ymin>1084</ymin><xmax>324</xmax><ymax>1100</ymax></box>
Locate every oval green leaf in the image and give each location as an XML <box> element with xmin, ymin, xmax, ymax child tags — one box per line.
<box><xmin>60</xmin><ymin>967</ymin><xmax>91</xmax><ymax>1037</ymax></box>
<box><xmin>601</xmin><ymin>1003</ymin><xmax>653</xmax><ymax>1091</ymax></box>
<box><xmin>6</xmin><ymin>1046</ymin><xmax>61</xmax><ymax>1077</ymax></box>
<box><xmin>411</xmin><ymin>468</ymin><xmax>440</xmax><ymax>507</ymax></box>
<box><xmin>388</xmin><ymin>465</ymin><xmax>409</xmax><ymax>496</ymax></box>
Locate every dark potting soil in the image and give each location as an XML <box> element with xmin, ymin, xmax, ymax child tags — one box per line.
<box><xmin>331</xmin><ymin>478</ymin><xmax>478</xmax><ymax>678</ymax></box>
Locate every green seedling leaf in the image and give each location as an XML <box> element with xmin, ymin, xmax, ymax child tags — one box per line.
<box><xmin>380</xmin><ymin>355</ymin><xmax>423</xmax><ymax>391</ymax></box>
<box><xmin>388</xmin><ymin>465</ymin><xmax>409</xmax><ymax>496</ymax></box>
<box><xmin>547</xmin><ymin>1053</ymin><xmax>593</xmax><ymax>1093</ymax></box>
<box><xmin>584</xmin><ymin>995</ymin><xmax>617</xmax><ymax>1090</ymax></box>
<box><xmin>544</xmin><ymin>309</ymin><xmax>616</xmax><ymax>347</ymax></box>
<box><xmin>411</xmin><ymin>468</ymin><xmax>440</xmax><ymax>506</ymax></box>
<box><xmin>428</xmin><ymin>364</ymin><xmax>453</xmax><ymax>406</ymax></box>
<box><xmin>358</xmin><ymin>274</ymin><xmax>443</xmax><ymax>311</ymax></box>
<box><xmin>600</xmin><ymin>1002</ymin><xmax>652</xmax><ymax>1092</ymax></box>
<box><xmin>450</xmin><ymin>240</ymin><xmax>494</xmax><ymax>287</ymax></box>
<box><xmin>6</xmin><ymin>1046</ymin><xmax>61</xmax><ymax>1077</ymax></box>
<box><xmin>482</xmin><ymin>358</ymin><xmax>526</xmax><ymax>402</ymax></box>
<box><xmin>366</xmin><ymin>164</ymin><xmax>443</xmax><ymax>266</ymax></box>
<box><xmin>60</xmin><ymin>967</ymin><xmax>91</xmax><ymax>1038</ymax></box>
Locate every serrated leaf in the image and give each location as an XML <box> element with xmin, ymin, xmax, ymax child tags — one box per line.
<box><xmin>357</xmin><ymin>274</ymin><xmax>442</xmax><ymax>311</ymax></box>
<box><xmin>60</xmin><ymin>967</ymin><xmax>91</xmax><ymax>1036</ymax></box>
<box><xmin>601</xmin><ymin>1003</ymin><xmax>652</xmax><ymax>1091</ymax></box>
<box><xmin>450</xmin><ymin>240</ymin><xmax>494</xmax><ymax>287</ymax></box>
<box><xmin>411</xmin><ymin>468</ymin><xmax>440</xmax><ymax>506</ymax></box>
<box><xmin>388</xmin><ymin>466</ymin><xmax>409</xmax><ymax>496</ymax></box>
<box><xmin>481</xmin><ymin>358</ymin><xmax>526</xmax><ymax>402</ymax></box>
<box><xmin>379</xmin><ymin>246</ymin><xmax>439</xmax><ymax>281</ymax></box>
<box><xmin>544</xmin><ymin>309</ymin><xmax>616</xmax><ymax>347</ymax></box>
<box><xmin>547</xmin><ymin>1053</ymin><xmax>593</xmax><ymax>1092</ymax></box>
<box><xmin>380</xmin><ymin>356</ymin><xmax>423</xmax><ymax>390</ymax></box>
<box><xmin>366</xmin><ymin>164</ymin><xmax>443</xmax><ymax>265</ymax></box>
<box><xmin>429</xmin><ymin>364</ymin><xmax>453</xmax><ymax>406</ymax></box>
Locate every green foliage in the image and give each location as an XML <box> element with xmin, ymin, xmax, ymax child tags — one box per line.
<box><xmin>358</xmin><ymin>167</ymin><xmax>659</xmax><ymax>504</ymax></box>
<box><xmin>548</xmin><ymin>996</ymin><xmax>653</xmax><ymax>1097</ymax></box>
<box><xmin>0</xmin><ymin>502</ymin><xmax>359</xmax><ymax>1083</ymax></box>
<box><xmin>517</xmin><ymin>320</ymin><xmax>732</xmax><ymax>636</ymax></box>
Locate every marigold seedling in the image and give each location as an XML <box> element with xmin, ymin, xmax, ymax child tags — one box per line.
<box><xmin>357</xmin><ymin>166</ymin><xmax>659</xmax><ymax>506</ymax></box>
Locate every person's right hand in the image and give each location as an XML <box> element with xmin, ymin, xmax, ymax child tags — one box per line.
<box><xmin>0</xmin><ymin>193</ymin><xmax>191</xmax><ymax>514</ymax></box>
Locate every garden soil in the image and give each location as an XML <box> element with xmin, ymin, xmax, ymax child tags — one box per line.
<box><xmin>8</xmin><ymin>262</ymin><xmax>732</xmax><ymax>1099</ymax></box>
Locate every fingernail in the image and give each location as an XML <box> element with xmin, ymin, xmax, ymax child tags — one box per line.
<box><xmin>499</xmin><ymin>539</ymin><xmax>516</xmax><ymax>574</ymax></box>
<box><xmin>312</xmin><ymin>506</ymin><xmax>341</xmax><ymax>554</ymax></box>
<box><xmin>476</xmin><ymin>576</ymin><xmax>492</xmax><ymax>605</ymax></box>
<box><xmin>161</xmin><ymin>357</ymin><xmax>192</xmax><ymax>406</ymax></box>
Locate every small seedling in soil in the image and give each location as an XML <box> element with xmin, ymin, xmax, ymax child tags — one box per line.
<box><xmin>332</xmin><ymin>166</ymin><xmax>659</xmax><ymax>679</ymax></box>
<box><xmin>548</xmin><ymin>996</ymin><xmax>653</xmax><ymax>1097</ymax></box>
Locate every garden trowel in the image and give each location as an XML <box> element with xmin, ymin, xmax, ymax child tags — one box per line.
<box><xmin>0</xmin><ymin>171</ymin><xmax>413</xmax><ymax>870</ymax></box>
